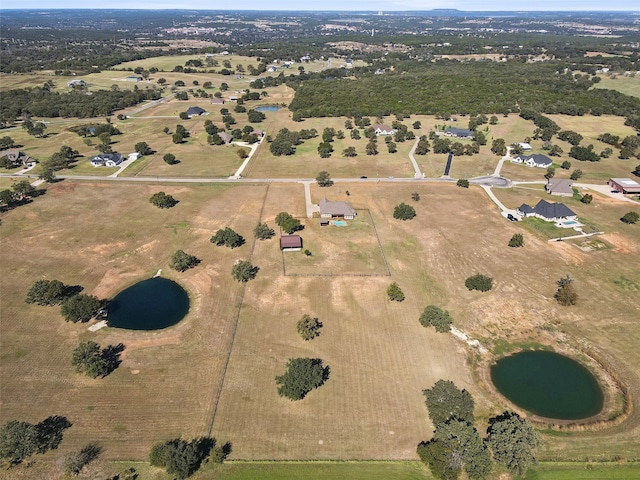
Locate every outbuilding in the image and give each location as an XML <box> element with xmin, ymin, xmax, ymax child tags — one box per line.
<box><xmin>609</xmin><ymin>178</ymin><xmax>640</xmax><ymax>194</ymax></box>
<box><xmin>280</xmin><ymin>235</ymin><xmax>303</xmax><ymax>251</ymax></box>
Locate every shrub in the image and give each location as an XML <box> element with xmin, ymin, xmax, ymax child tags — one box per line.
<box><xmin>621</xmin><ymin>211</ymin><xmax>639</xmax><ymax>224</ymax></box>
<box><xmin>296</xmin><ymin>314</ymin><xmax>322</xmax><ymax>341</ymax></box>
<box><xmin>465</xmin><ymin>274</ymin><xmax>493</xmax><ymax>292</ymax></box>
<box><xmin>554</xmin><ymin>275</ymin><xmax>578</xmax><ymax>306</ymax></box>
<box><xmin>393</xmin><ymin>203</ymin><xmax>416</xmax><ymax>220</ymax></box>
<box><xmin>581</xmin><ymin>193</ymin><xmax>593</xmax><ymax>204</ymax></box>
<box><xmin>456</xmin><ymin>178</ymin><xmax>470</xmax><ymax>188</ymax></box>
<box><xmin>387</xmin><ymin>282</ymin><xmax>405</xmax><ymax>302</ymax></box>
<box><xmin>419</xmin><ymin>305</ymin><xmax>452</xmax><ymax>333</ymax></box>
<box><xmin>508</xmin><ymin>233</ymin><xmax>524</xmax><ymax>248</ymax></box>
<box><xmin>275</xmin><ymin>358</ymin><xmax>330</xmax><ymax>400</ymax></box>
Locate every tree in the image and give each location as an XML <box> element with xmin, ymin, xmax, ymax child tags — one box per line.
<box><xmin>415</xmin><ymin>138</ymin><xmax>430</xmax><ymax>155</ymax></box>
<box><xmin>64</xmin><ymin>443</ymin><xmax>102</xmax><ymax>476</ymax></box>
<box><xmin>134</xmin><ymin>142</ymin><xmax>152</xmax><ymax>155</ymax></box>
<box><xmin>554</xmin><ymin>275</ymin><xmax>578</xmax><ymax>306</ymax></box>
<box><xmin>549</xmin><ymin>145</ymin><xmax>563</xmax><ymax>157</ymax></box>
<box><xmin>412</xmin><ymin>192</ymin><xmax>421</xmax><ymax>201</ymax></box>
<box><xmin>297</xmin><ymin>314</ymin><xmax>322</xmax><ymax>341</ymax></box>
<box><xmin>457</xmin><ymin>179</ymin><xmax>469</xmax><ymax>188</ymax></box>
<box><xmin>254</xmin><ymin>223</ymin><xmax>275</xmax><ymax>240</ymax></box>
<box><xmin>491</xmin><ymin>138</ymin><xmax>507</xmax><ymax>156</ymax></box>
<box><xmin>61</xmin><ymin>294</ymin><xmax>103</xmax><ymax>323</ymax></box>
<box><xmin>25</xmin><ymin>279</ymin><xmax>68</xmax><ymax>305</ymax></box>
<box><xmin>72</xmin><ymin>341</ymin><xmax>123</xmax><ymax>378</ymax></box>
<box><xmin>172</xmin><ymin>132</ymin><xmax>185</xmax><ymax>144</ymax></box>
<box><xmin>350</xmin><ymin>129</ymin><xmax>361</xmax><ymax>140</ymax></box>
<box><xmin>561</xmin><ymin>160</ymin><xmax>572</xmax><ymax>170</ymax></box>
<box><xmin>423</xmin><ymin>379</ymin><xmax>475</xmax><ymax>425</ymax></box>
<box><xmin>316</xmin><ymin>170</ymin><xmax>333</xmax><ymax>187</ymax></box>
<box><xmin>231</xmin><ymin>260</ymin><xmax>259</xmax><ymax>282</ymax></box>
<box><xmin>465</xmin><ymin>274</ymin><xmax>493</xmax><ymax>292</ymax></box>
<box><xmin>570</xmin><ymin>169</ymin><xmax>583</xmax><ymax>181</ymax></box>
<box><xmin>170</xmin><ymin>250</ymin><xmax>200</xmax><ymax>272</ymax></box>
<box><xmin>581</xmin><ymin>193</ymin><xmax>593</xmax><ymax>204</ymax></box>
<box><xmin>275</xmin><ymin>357</ymin><xmax>330</xmax><ymax>400</ymax></box>
<box><xmin>508</xmin><ymin>233</ymin><xmax>524</xmax><ymax>248</ymax></box>
<box><xmin>634</xmin><ymin>164</ymin><xmax>640</xmax><ymax>177</ymax></box>
<box><xmin>0</xmin><ymin>136</ymin><xmax>15</xmax><ymax>150</ymax></box>
<box><xmin>419</xmin><ymin>305</ymin><xmax>452</xmax><ymax>333</ymax></box>
<box><xmin>39</xmin><ymin>169</ymin><xmax>57</xmax><ymax>183</ymax></box>
<box><xmin>413</xmin><ymin>121</ymin><xmax>422</xmax><ymax>129</ymax></box>
<box><xmin>149</xmin><ymin>191</ymin><xmax>178</xmax><ymax>209</ymax></box>
<box><xmin>489</xmin><ymin>116</ymin><xmax>498</xmax><ymax>125</ymax></box>
<box><xmin>365</xmin><ymin>141</ymin><xmax>378</xmax><ymax>156</ymax></box>
<box><xmin>275</xmin><ymin>212</ymin><xmax>303</xmax><ymax>234</ymax></box>
<box><xmin>163</xmin><ymin>153</ymin><xmax>178</xmax><ymax>165</ymax></box>
<box><xmin>544</xmin><ymin>166</ymin><xmax>555</xmax><ymax>179</ymax></box>
<box><xmin>343</xmin><ymin>146</ymin><xmax>357</xmax><ymax>157</ymax></box>
<box><xmin>0</xmin><ymin>421</ymin><xmax>38</xmax><ymax>465</ymax></box>
<box><xmin>486</xmin><ymin>411</ymin><xmax>540</xmax><ymax>477</ymax></box>
<box><xmin>387</xmin><ymin>282</ymin><xmax>405</xmax><ymax>302</ymax></box>
<box><xmin>210</xmin><ymin>227</ymin><xmax>245</xmax><ymax>248</ymax></box>
<box><xmin>237</xmin><ymin>148</ymin><xmax>249</xmax><ymax>160</ymax></box>
<box><xmin>394</xmin><ymin>203</ymin><xmax>416</xmax><ymax>221</ymax></box>
<box><xmin>417</xmin><ymin>419</ymin><xmax>491</xmax><ymax>480</ymax></box>
<box><xmin>34</xmin><ymin>416</ymin><xmax>72</xmax><ymax>454</ymax></box>
<box><xmin>150</xmin><ymin>437</ymin><xmax>221</xmax><ymax>479</ymax></box>
<box><xmin>621</xmin><ymin>211</ymin><xmax>639</xmax><ymax>224</ymax></box>
<box><xmin>344</xmin><ymin>119</ymin><xmax>353</xmax><ymax>130</ymax></box>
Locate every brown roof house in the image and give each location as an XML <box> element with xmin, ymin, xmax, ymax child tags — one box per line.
<box><xmin>280</xmin><ymin>235</ymin><xmax>303</xmax><ymax>251</ymax></box>
<box><xmin>319</xmin><ymin>198</ymin><xmax>357</xmax><ymax>220</ymax></box>
<box><xmin>545</xmin><ymin>178</ymin><xmax>574</xmax><ymax>197</ymax></box>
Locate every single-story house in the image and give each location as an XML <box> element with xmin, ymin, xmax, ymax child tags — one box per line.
<box><xmin>186</xmin><ymin>106</ymin><xmax>206</xmax><ymax>117</ymax></box>
<box><xmin>519</xmin><ymin>142</ymin><xmax>533</xmax><ymax>150</ymax></box>
<box><xmin>512</xmin><ymin>153</ymin><xmax>553</xmax><ymax>168</ymax></box>
<box><xmin>218</xmin><ymin>132</ymin><xmax>234</xmax><ymax>144</ymax></box>
<box><xmin>609</xmin><ymin>178</ymin><xmax>640</xmax><ymax>194</ymax></box>
<box><xmin>67</xmin><ymin>79</ymin><xmax>86</xmax><ymax>87</ymax></box>
<box><xmin>90</xmin><ymin>153</ymin><xmax>124</xmax><ymax>167</ymax></box>
<box><xmin>373</xmin><ymin>124</ymin><xmax>396</xmax><ymax>136</ymax></box>
<box><xmin>319</xmin><ymin>198</ymin><xmax>357</xmax><ymax>220</ymax></box>
<box><xmin>444</xmin><ymin>127</ymin><xmax>473</xmax><ymax>138</ymax></box>
<box><xmin>517</xmin><ymin>199</ymin><xmax>577</xmax><ymax>222</ymax></box>
<box><xmin>280</xmin><ymin>235</ymin><xmax>302</xmax><ymax>251</ymax></box>
<box><xmin>546</xmin><ymin>178</ymin><xmax>574</xmax><ymax>197</ymax></box>
<box><xmin>0</xmin><ymin>150</ymin><xmax>36</xmax><ymax>167</ymax></box>
<box><xmin>228</xmin><ymin>96</ymin><xmax>239</xmax><ymax>102</ymax></box>
<box><xmin>128</xmin><ymin>152</ymin><xmax>140</xmax><ymax>161</ymax></box>
<box><xmin>210</xmin><ymin>98</ymin><xmax>225</xmax><ymax>105</ymax></box>
<box><xmin>267</xmin><ymin>65</ymin><xmax>278</xmax><ymax>72</ymax></box>
<box><xmin>251</xmin><ymin>129</ymin><xmax>264</xmax><ymax>138</ymax></box>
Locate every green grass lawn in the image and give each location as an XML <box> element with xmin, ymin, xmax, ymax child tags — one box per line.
<box><xmin>525</xmin><ymin>462</ymin><xmax>640</xmax><ymax>480</ymax></box>
<box><xmin>593</xmin><ymin>75</ymin><xmax>640</xmax><ymax>99</ymax></box>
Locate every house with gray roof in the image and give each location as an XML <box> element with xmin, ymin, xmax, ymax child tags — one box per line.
<box><xmin>517</xmin><ymin>199</ymin><xmax>577</xmax><ymax>222</ymax></box>
<box><xmin>444</xmin><ymin>127</ymin><xmax>473</xmax><ymax>138</ymax></box>
<box><xmin>186</xmin><ymin>106</ymin><xmax>206</xmax><ymax>117</ymax></box>
<box><xmin>218</xmin><ymin>132</ymin><xmax>233</xmax><ymax>144</ymax></box>
<box><xmin>512</xmin><ymin>153</ymin><xmax>553</xmax><ymax>168</ymax></box>
<box><xmin>0</xmin><ymin>150</ymin><xmax>36</xmax><ymax>168</ymax></box>
<box><xmin>546</xmin><ymin>178</ymin><xmax>574</xmax><ymax>197</ymax></box>
<box><xmin>319</xmin><ymin>198</ymin><xmax>357</xmax><ymax>220</ymax></box>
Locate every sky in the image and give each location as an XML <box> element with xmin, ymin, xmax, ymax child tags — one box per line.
<box><xmin>0</xmin><ymin>1</ymin><xmax>639</xmax><ymax>11</ymax></box>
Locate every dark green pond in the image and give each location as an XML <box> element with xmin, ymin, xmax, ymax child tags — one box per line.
<box><xmin>107</xmin><ymin>277</ymin><xmax>189</xmax><ymax>330</ymax></box>
<box><xmin>491</xmin><ymin>350</ymin><xmax>604</xmax><ymax>420</ymax></box>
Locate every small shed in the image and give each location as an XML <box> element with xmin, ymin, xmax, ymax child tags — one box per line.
<box><xmin>280</xmin><ymin>235</ymin><xmax>302</xmax><ymax>251</ymax></box>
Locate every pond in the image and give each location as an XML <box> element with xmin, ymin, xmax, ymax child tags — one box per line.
<box><xmin>491</xmin><ymin>350</ymin><xmax>604</xmax><ymax>420</ymax></box>
<box><xmin>255</xmin><ymin>105</ymin><xmax>280</xmax><ymax>112</ymax></box>
<box><xmin>107</xmin><ymin>277</ymin><xmax>189</xmax><ymax>330</ymax></box>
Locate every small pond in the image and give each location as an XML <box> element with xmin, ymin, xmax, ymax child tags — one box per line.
<box><xmin>491</xmin><ymin>350</ymin><xmax>604</xmax><ymax>420</ymax></box>
<box><xmin>255</xmin><ymin>105</ymin><xmax>280</xmax><ymax>112</ymax></box>
<box><xmin>107</xmin><ymin>277</ymin><xmax>189</xmax><ymax>330</ymax></box>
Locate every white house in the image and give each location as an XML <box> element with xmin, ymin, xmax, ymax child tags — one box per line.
<box><xmin>512</xmin><ymin>153</ymin><xmax>553</xmax><ymax>168</ymax></box>
<box><xmin>90</xmin><ymin>153</ymin><xmax>124</xmax><ymax>167</ymax></box>
<box><xmin>372</xmin><ymin>124</ymin><xmax>396</xmax><ymax>136</ymax></box>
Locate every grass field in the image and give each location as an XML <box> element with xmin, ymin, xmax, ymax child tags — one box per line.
<box><xmin>593</xmin><ymin>74</ymin><xmax>640</xmax><ymax>99</ymax></box>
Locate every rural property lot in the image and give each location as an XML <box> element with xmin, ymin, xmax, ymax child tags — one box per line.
<box><xmin>1</xmin><ymin>179</ymin><xmax>640</xmax><ymax>464</ymax></box>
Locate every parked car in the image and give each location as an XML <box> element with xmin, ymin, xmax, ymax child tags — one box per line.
<box><xmin>360</xmin><ymin>175</ymin><xmax>367</xmax><ymax>179</ymax></box>
<box><xmin>507</xmin><ymin>213</ymin><xmax>518</xmax><ymax>222</ymax></box>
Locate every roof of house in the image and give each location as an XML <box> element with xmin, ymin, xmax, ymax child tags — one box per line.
<box><xmin>251</xmin><ymin>129</ymin><xmax>264</xmax><ymax>137</ymax></box>
<box><xmin>518</xmin><ymin>203</ymin><xmax>536</xmax><ymax>214</ymax></box>
<box><xmin>519</xmin><ymin>142</ymin><xmax>533</xmax><ymax>150</ymax></box>
<box><xmin>280</xmin><ymin>235</ymin><xmax>302</xmax><ymax>249</ymax></box>
<box><xmin>319</xmin><ymin>198</ymin><xmax>356</xmax><ymax>217</ymax></box>
<box><xmin>372</xmin><ymin>124</ymin><xmax>395</xmax><ymax>133</ymax></box>
<box><xmin>186</xmin><ymin>106</ymin><xmax>206</xmax><ymax>116</ymax></box>
<box><xmin>1</xmin><ymin>150</ymin><xmax>32</xmax><ymax>163</ymax></box>
<box><xmin>516</xmin><ymin>153</ymin><xmax>552</xmax><ymax>166</ymax></box>
<box><xmin>445</xmin><ymin>127</ymin><xmax>473</xmax><ymax>137</ymax></box>
<box><xmin>218</xmin><ymin>132</ymin><xmax>233</xmax><ymax>143</ymax></box>
<box><xmin>90</xmin><ymin>152</ymin><xmax>123</xmax><ymax>164</ymax></box>
<box><xmin>546</xmin><ymin>178</ymin><xmax>574</xmax><ymax>195</ymax></box>
<box><xmin>610</xmin><ymin>178</ymin><xmax>640</xmax><ymax>193</ymax></box>
<box><xmin>210</xmin><ymin>98</ymin><xmax>225</xmax><ymax>104</ymax></box>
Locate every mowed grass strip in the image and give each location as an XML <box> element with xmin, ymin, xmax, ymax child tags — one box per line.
<box><xmin>0</xmin><ymin>181</ymin><xmax>268</xmax><ymax>460</ymax></box>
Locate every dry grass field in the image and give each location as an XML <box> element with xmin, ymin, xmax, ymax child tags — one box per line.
<box><xmin>593</xmin><ymin>74</ymin><xmax>640</xmax><ymax>99</ymax></box>
<box><xmin>1</xmin><ymin>178</ymin><xmax>640</xmax><ymax>474</ymax></box>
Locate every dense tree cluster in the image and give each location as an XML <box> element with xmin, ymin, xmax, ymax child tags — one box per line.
<box><xmin>275</xmin><ymin>211</ymin><xmax>303</xmax><ymax>234</ymax></box>
<box><xmin>0</xmin><ymin>416</ymin><xmax>72</xmax><ymax>466</ymax></box>
<box><xmin>0</xmin><ymin>180</ymin><xmax>42</xmax><ymax>211</ymax></box>
<box><xmin>275</xmin><ymin>357</ymin><xmax>330</xmax><ymax>400</ymax></box>
<box><xmin>424</xmin><ymin>380</ymin><xmax>475</xmax><ymax>425</ymax></box>
<box><xmin>150</xmin><ymin>436</ymin><xmax>228</xmax><ymax>479</ymax></box>
<box><xmin>25</xmin><ymin>279</ymin><xmax>75</xmax><ymax>305</ymax></box>
<box><xmin>1</xmin><ymin>84</ymin><xmax>162</xmax><ymax>123</ymax></box>
<box><xmin>61</xmin><ymin>294</ymin><xmax>104</xmax><ymax>323</ymax></box>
